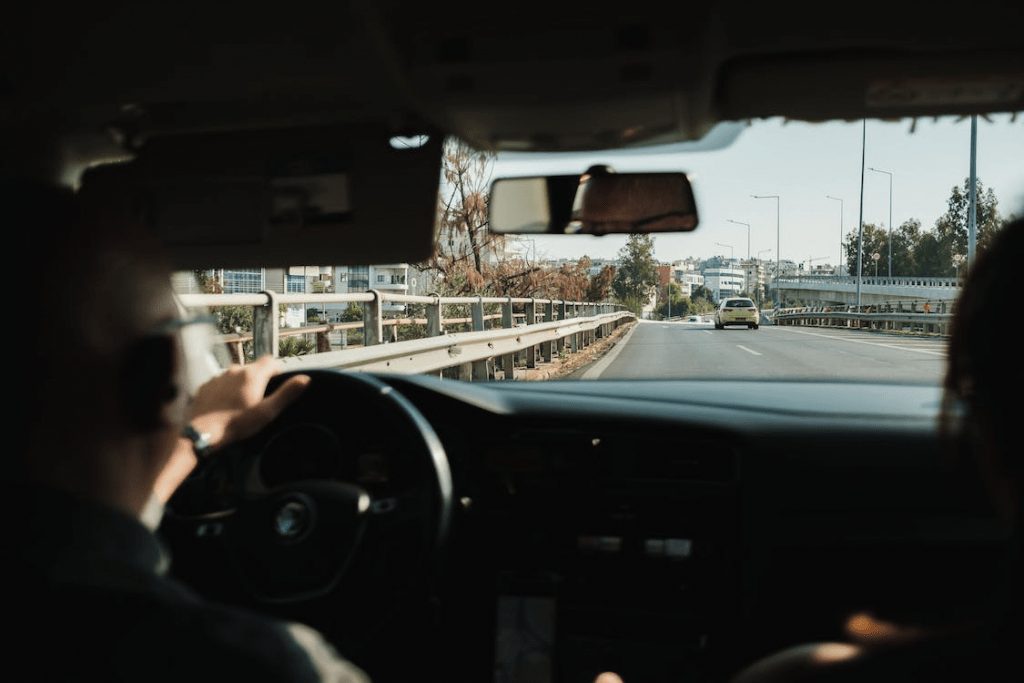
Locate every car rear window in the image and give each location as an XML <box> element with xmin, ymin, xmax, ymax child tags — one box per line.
<box><xmin>726</xmin><ymin>300</ymin><xmax>754</xmax><ymax>307</ymax></box>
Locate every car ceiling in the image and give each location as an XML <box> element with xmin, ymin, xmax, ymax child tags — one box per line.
<box><xmin>4</xmin><ymin>0</ymin><xmax>1022</xmax><ymax>176</ymax></box>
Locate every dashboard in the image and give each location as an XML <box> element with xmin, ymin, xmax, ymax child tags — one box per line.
<box><xmin>165</xmin><ymin>375</ymin><xmax>1011</xmax><ymax>683</ymax></box>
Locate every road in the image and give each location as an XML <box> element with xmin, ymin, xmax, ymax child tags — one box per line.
<box><xmin>580</xmin><ymin>319</ymin><xmax>948</xmax><ymax>384</ymax></box>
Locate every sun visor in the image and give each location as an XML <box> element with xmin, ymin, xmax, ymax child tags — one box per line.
<box><xmin>78</xmin><ymin>125</ymin><xmax>442</xmax><ymax>270</ymax></box>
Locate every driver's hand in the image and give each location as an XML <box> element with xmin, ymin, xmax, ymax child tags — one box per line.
<box><xmin>189</xmin><ymin>355</ymin><xmax>311</xmax><ymax>449</ymax></box>
<box><xmin>153</xmin><ymin>357</ymin><xmax>311</xmax><ymax>503</ymax></box>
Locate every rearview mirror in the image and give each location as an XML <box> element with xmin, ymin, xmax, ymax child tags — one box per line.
<box><xmin>489</xmin><ymin>170</ymin><xmax>698</xmax><ymax>235</ymax></box>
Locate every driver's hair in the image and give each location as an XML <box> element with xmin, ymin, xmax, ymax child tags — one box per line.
<box><xmin>6</xmin><ymin>180</ymin><xmax>174</xmax><ymax>478</ymax></box>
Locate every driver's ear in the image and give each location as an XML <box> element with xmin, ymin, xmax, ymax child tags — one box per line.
<box><xmin>118</xmin><ymin>335</ymin><xmax>181</xmax><ymax>432</ymax></box>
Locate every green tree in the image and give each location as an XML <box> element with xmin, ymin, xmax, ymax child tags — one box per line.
<box><xmin>933</xmin><ymin>177</ymin><xmax>1003</xmax><ymax>277</ymax></box>
<box><xmin>654</xmin><ymin>282</ymin><xmax>691</xmax><ymax>319</ymax></box>
<box><xmin>914</xmin><ymin>232</ymin><xmax>946</xmax><ymax>277</ymax></box>
<box><xmin>689</xmin><ymin>284</ymin><xmax>714</xmax><ymax>310</ymax></box>
<box><xmin>843</xmin><ymin>222</ymin><xmax>890</xmax><ymax>276</ymax></box>
<box><xmin>891</xmin><ymin>218</ymin><xmax>922</xmax><ymax>276</ymax></box>
<box><xmin>612</xmin><ymin>234</ymin><xmax>659</xmax><ymax>315</ymax></box>
<box><xmin>340</xmin><ymin>303</ymin><xmax>363</xmax><ymax>322</ymax></box>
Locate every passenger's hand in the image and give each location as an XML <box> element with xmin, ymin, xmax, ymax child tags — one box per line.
<box><xmin>153</xmin><ymin>357</ymin><xmax>310</xmax><ymax>503</ymax></box>
<box><xmin>844</xmin><ymin>612</ymin><xmax>923</xmax><ymax>645</ymax></box>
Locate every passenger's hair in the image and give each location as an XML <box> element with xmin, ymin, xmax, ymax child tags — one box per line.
<box><xmin>942</xmin><ymin>218</ymin><xmax>1023</xmax><ymax>498</ymax></box>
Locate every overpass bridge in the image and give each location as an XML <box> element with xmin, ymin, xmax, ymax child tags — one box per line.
<box><xmin>775</xmin><ymin>275</ymin><xmax>960</xmax><ymax>306</ymax></box>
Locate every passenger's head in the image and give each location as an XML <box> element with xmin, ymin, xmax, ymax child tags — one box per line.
<box><xmin>943</xmin><ymin>217</ymin><xmax>1023</xmax><ymax>525</ymax></box>
<box><xmin>7</xmin><ymin>178</ymin><xmax>189</xmax><ymax>506</ymax></box>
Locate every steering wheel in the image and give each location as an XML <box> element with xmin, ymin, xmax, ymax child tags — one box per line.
<box><xmin>162</xmin><ymin>370</ymin><xmax>453</xmax><ymax>647</ymax></box>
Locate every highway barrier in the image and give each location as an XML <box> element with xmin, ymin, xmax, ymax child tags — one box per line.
<box><xmin>773</xmin><ymin>302</ymin><xmax>953</xmax><ymax>336</ymax></box>
<box><xmin>178</xmin><ymin>291</ymin><xmax>633</xmax><ymax>380</ymax></box>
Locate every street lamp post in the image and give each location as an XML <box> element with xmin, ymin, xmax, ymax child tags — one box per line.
<box><xmin>726</xmin><ymin>219</ymin><xmax>751</xmax><ymax>260</ymax></box>
<box><xmin>752</xmin><ymin>195</ymin><xmax>780</xmax><ymax>306</ymax></box>
<box><xmin>868</xmin><ymin>167</ymin><xmax>893</xmax><ymax>277</ymax></box>
<box><xmin>826</xmin><ymin>195</ymin><xmax>843</xmax><ymax>274</ymax></box>
<box><xmin>757</xmin><ymin>249</ymin><xmax>771</xmax><ymax>305</ymax></box>
<box><xmin>715</xmin><ymin>242</ymin><xmax>734</xmax><ymax>259</ymax></box>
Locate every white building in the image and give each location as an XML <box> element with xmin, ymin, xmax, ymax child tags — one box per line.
<box><xmin>173</xmin><ymin>263</ymin><xmax>412</xmax><ymax>322</ymax></box>
<box><xmin>702</xmin><ymin>265</ymin><xmax>745</xmax><ymax>302</ymax></box>
<box><xmin>672</xmin><ymin>268</ymin><xmax>704</xmax><ymax>297</ymax></box>
<box><xmin>738</xmin><ymin>261</ymin><xmax>765</xmax><ymax>302</ymax></box>
<box><xmin>335</xmin><ymin>264</ymin><xmax>410</xmax><ymax>313</ymax></box>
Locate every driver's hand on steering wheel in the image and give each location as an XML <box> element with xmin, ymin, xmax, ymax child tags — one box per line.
<box><xmin>154</xmin><ymin>357</ymin><xmax>311</xmax><ymax>503</ymax></box>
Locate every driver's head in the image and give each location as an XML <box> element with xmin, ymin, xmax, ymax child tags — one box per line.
<box><xmin>7</xmin><ymin>179</ymin><xmax>191</xmax><ymax>509</ymax></box>
<box><xmin>943</xmin><ymin>217</ymin><xmax>1022</xmax><ymax>525</ymax></box>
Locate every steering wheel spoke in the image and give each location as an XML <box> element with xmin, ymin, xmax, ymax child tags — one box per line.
<box><xmin>164</xmin><ymin>370</ymin><xmax>452</xmax><ymax>649</ymax></box>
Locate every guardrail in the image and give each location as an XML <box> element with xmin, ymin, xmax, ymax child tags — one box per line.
<box><xmin>178</xmin><ymin>290</ymin><xmax>633</xmax><ymax>380</ymax></box>
<box><xmin>773</xmin><ymin>303</ymin><xmax>953</xmax><ymax>336</ymax></box>
<box><xmin>778</xmin><ymin>275</ymin><xmax>960</xmax><ymax>288</ymax></box>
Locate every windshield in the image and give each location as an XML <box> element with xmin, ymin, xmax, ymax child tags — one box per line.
<box><xmin>175</xmin><ymin>116</ymin><xmax>1023</xmax><ymax>387</ymax></box>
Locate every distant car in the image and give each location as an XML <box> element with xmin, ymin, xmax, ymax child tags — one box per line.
<box><xmin>689</xmin><ymin>315</ymin><xmax>701</xmax><ymax>322</ymax></box>
<box><xmin>715</xmin><ymin>298</ymin><xmax>760</xmax><ymax>329</ymax></box>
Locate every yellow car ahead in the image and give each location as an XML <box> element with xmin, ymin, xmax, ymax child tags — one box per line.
<box><xmin>715</xmin><ymin>297</ymin><xmax>760</xmax><ymax>329</ymax></box>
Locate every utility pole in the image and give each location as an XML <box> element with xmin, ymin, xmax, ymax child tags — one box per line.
<box><xmin>969</xmin><ymin>115</ymin><xmax>978</xmax><ymax>266</ymax></box>
<box><xmin>856</xmin><ymin>120</ymin><xmax>866</xmax><ymax>308</ymax></box>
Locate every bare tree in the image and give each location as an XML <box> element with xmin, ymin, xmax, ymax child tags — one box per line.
<box><xmin>416</xmin><ymin>138</ymin><xmax>505</xmax><ymax>295</ymax></box>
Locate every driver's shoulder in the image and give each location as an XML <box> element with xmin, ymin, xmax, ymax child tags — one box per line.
<box><xmin>177</xmin><ymin>600</ymin><xmax>371</xmax><ymax>683</ymax></box>
<box><xmin>15</xmin><ymin>573</ymin><xmax>368</xmax><ymax>682</ymax></box>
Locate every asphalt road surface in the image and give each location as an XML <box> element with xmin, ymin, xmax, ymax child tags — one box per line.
<box><xmin>580</xmin><ymin>319</ymin><xmax>948</xmax><ymax>384</ymax></box>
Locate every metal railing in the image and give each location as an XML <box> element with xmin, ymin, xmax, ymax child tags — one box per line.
<box><xmin>178</xmin><ymin>290</ymin><xmax>634</xmax><ymax>380</ymax></box>
<box><xmin>773</xmin><ymin>301</ymin><xmax>954</xmax><ymax>336</ymax></box>
<box><xmin>778</xmin><ymin>275</ymin><xmax>960</xmax><ymax>288</ymax></box>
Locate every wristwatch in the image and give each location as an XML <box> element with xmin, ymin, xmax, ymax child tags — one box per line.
<box><xmin>182</xmin><ymin>423</ymin><xmax>215</xmax><ymax>459</ymax></box>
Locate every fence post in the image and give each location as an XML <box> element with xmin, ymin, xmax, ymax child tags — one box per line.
<box><xmin>253</xmin><ymin>290</ymin><xmax>279</xmax><ymax>359</ymax></box>
<box><xmin>427</xmin><ymin>295</ymin><xmax>443</xmax><ymax>337</ymax></box>
<box><xmin>227</xmin><ymin>340</ymin><xmax>245</xmax><ymax>365</ymax></box>
<box><xmin>471</xmin><ymin>296</ymin><xmax>490</xmax><ymax>380</ymax></box>
<box><xmin>363</xmin><ymin>290</ymin><xmax>383</xmax><ymax>346</ymax></box>
<box><xmin>570</xmin><ymin>303</ymin><xmax>579</xmax><ymax>354</ymax></box>
<box><xmin>472</xmin><ymin>296</ymin><xmax>485</xmax><ymax>332</ymax></box>
<box><xmin>525</xmin><ymin>298</ymin><xmax>537</xmax><ymax>369</ymax></box>
<box><xmin>316</xmin><ymin>330</ymin><xmax>331</xmax><ymax>353</ymax></box>
<box><xmin>557</xmin><ymin>300</ymin><xmax>567</xmax><ymax>357</ymax></box>
<box><xmin>502</xmin><ymin>296</ymin><xmax>515</xmax><ymax>380</ymax></box>
<box><xmin>543</xmin><ymin>300</ymin><xmax>554</xmax><ymax>362</ymax></box>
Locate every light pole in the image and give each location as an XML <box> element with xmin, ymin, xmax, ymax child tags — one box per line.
<box><xmin>757</xmin><ymin>249</ymin><xmax>771</xmax><ymax>305</ymax></box>
<box><xmin>726</xmin><ymin>219</ymin><xmax>751</xmax><ymax>260</ymax></box>
<box><xmin>752</xmin><ymin>195</ymin><xmax>780</xmax><ymax>306</ymax></box>
<box><xmin>715</xmin><ymin>242</ymin><xmax>734</xmax><ymax>259</ymax></box>
<box><xmin>867</xmin><ymin>167</ymin><xmax>893</xmax><ymax>277</ymax></box>
<box><xmin>826</xmin><ymin>195</ymin><xmax>843</xmax><ymax>274</ymax></box>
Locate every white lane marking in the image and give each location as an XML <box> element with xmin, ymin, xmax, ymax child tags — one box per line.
<box><xmin>778</xmin><ymin>328</ymin><xmax>946</xmax><ymax>356</ymax></box>
<box><xmin>703</xmin><ymin>330</ymin><xmax>714</xmax><ymax>335</ymax></box>
<box><xmin>736</xmin><ymin>345</ymin><xmax>762</xmax><ymax>356</ymax></box>
<box><xmin>580</xmin><ymin>322</ymin><xmax>639</xmax><ymax>380</ymax></box>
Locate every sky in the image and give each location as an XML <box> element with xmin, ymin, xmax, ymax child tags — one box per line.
<box><xmin>491</xmin><ymin>115</ymin><xmax>1024</xmax><ymax>269</ymax></box>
